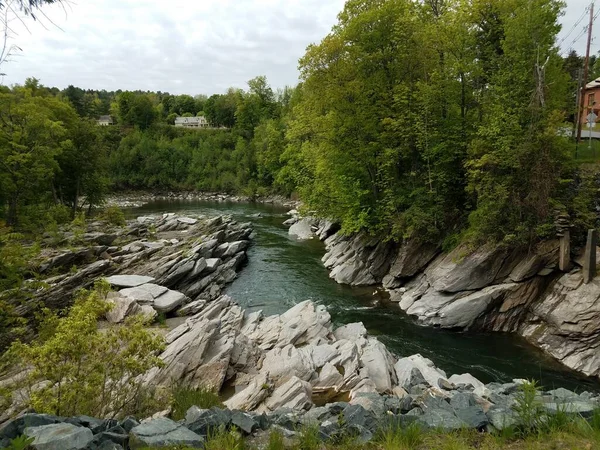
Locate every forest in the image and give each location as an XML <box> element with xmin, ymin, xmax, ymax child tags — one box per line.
<box><xmin>0</xmin><ymin>0</ymin><xmax>598</xmax><ymax>250</ymax></box>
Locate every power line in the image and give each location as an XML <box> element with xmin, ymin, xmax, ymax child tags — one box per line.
<box><xmin>558</xmin><ymin>6</ymin><xmax>590</xmax><ymax>48</ymax></box>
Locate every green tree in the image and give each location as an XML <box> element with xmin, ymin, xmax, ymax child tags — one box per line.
<box><xmin>4</xmin><ymin>282</ymin><xmax>165</xmax><ymax>418</ymax></box>
<box><xmin>0</xmin><ymin>89</ymin><xmax>75</xmax><ymax>225</ymax></box>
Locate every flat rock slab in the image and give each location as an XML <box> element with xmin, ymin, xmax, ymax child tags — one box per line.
<box><xmin>129</xmin><ymin>418</ymin><xmax>203</xmax><ymax>449</ymax></box>
<box><xmin>178</xmin><ymin>217</ymin><xmax>198</xmax><ymax>225</ymax></box>
<box><xmin>120</xmin><ymin>283</ymin><xmax>168</xmax><ymax>304</ymax></box>
<box><xmin>24</xmin><ymin>423</ymin><xmax>94</xmax><ymax>450</ymax></box>
<box><xmin>106</xmin><ymin>275</ymin><xmax>155</xmax><ymax>288</ymax></box>
<box><xmin>154</xmin><ymin>290</ymin><xmax>187</xmax><ymax>313</ymax></box>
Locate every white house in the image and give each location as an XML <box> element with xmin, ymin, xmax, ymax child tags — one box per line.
<box><xmin>174</xmin><ymin>116</ymin><xmax>210</xmax><ymax>128</ymax></box>
<box><xmin>97</xmin><ymin>115</ymin><xmax>114</xmax><ymax>126</ymax></box>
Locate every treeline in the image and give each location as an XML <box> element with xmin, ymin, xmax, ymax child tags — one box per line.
<box><xmin>1</xmin><ymin>0</ymin><xmax>598</xmax><ymax>249</ymax></box>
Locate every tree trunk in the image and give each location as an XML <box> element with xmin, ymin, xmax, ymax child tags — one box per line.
<box><xmin>7</xmin><ymin>193</ymin><xmax>18</xmax><ymax>226</ymax></box>
<box><xmin>72</xmin><ymin>177</ymin><xmax>80</xmax><ymax>218</ymax></box>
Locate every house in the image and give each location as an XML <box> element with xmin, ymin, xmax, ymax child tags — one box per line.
<box><xmin>97</xmin><ymin>115</ymin><xmax>114</xmax><ymax>126</ymax></box>
<box><xmin>581</xmin><ymin>79</ymin><xmax>600</xmax><ymax>125</ymax></box>
<box><xmin>174</xmin><ymin>116</ymin><xmax>210</xmax><ymax>128</ymax></box>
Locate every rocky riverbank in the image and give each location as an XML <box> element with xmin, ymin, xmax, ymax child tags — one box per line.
<box><xmin>104</xmin><ymin>192</ymin><xmax>300</xmax><ymax>209</ymax></box>
<box><xmin>2</xmin><ymin>294</ymin><xmax>599</xmax><ymax>449</ymax></box>
<box><xmin>286</xmin><ymin>216</ymin><xmax>600</xmax><ymax>382</ymax></box>
<box><xmin>8</xmin><ymin>213</ymin><xmax>253</xmax><ymax>343</ymax></box>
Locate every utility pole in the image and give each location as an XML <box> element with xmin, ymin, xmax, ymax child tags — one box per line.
<box><xmin>577</xmin><ymin>2</ymin><xmax>595</xmax><ymax>143</ymax></box>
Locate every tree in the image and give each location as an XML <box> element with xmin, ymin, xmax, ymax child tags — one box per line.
<box><xmin>0</xmin><ymin>88</ymin><xmax>75</xmax><ymax>225</ymax></box>
<box><xmin>3</xmin><ymin>281</ymin><xmax>165</xmax><ymax>418</ymax></box>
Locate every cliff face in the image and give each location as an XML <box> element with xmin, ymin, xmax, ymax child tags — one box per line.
<box><xmin>288</xmin><ymin>217</ymin><xmax>600</xmax><ymax>381</ymax></box>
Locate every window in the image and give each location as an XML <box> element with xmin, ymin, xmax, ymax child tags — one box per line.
<box><xmin>589</xmin><ymin>93</ymin><xmax>596</xmax><ymax>106</ymax></box>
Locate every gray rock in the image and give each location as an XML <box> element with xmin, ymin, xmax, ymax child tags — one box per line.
<box><xmin>418</xmin><ymin>408</ymin><xmax>465</xmax><ymax>430</ymax></box>
<box><xmin>486</xmin><ymin>407</ymin><xmax>517</xmax><ymax>430</ymax></box>
<box><xmin>205</xmin><ymin>258</ymin><xmax>221</xmax><ymax>273</ymax></box>
<box><xmin>289</xmin><ymin>218</ymin><xmax>316</xmax><ymax>240</ymax></box>
<box><xmin>455</xmin><ymin>406</ymin><xmax>488</xmax><ymax>429</ymax></box>
<box><xmin>129</xmin><ymin>418</ymin><xmax>203</xmax><ymax>449</ymax></box>
<box><xmin>105</xmin><ymin>294</ymin><xmax>140</xmax><ymax>323</ymax></box>
<box><xmin>24</xmin><ymin>423</ymin><xmax>94</xmax><ymax>450</ymax></box>
<box><xmin>544</xmin><ymin>401</ymin><xmax>597</xmax><ymax>417</ymax></box>
<box><xmin>119</xmin><ymin>418</ymin><xmax>139</xmax><ymax>433</ymax></box>
<box><xmin>178</xmin><ymin>217</ymin><xmax>198</xmax><ymax>225</ymax></box>
<box><xmin>185</xmin><ymin>407</ymin><xmax>232</xmax><ymax>437</ymax></box>
<box><xmin>105</xmin><ymin>275</ymin><xmax>155</xmax><ymax>288</ymax></box>
<box><xmin>0</xmin><ymin>414</ymin><xmax>62</xmax><ymax>442</ymax></box>
<box><xmin>153</xmin><ymin>290</ymin><xmax>188</xmax><ymax>313</ymax></box>
<box><xmin>231</xmin><ymin>411</ymin><xmax>257</xmax><ymax>434</ymax></box>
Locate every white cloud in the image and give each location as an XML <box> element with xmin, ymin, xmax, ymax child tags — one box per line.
<box><xmin>0</xmin><ymin>0</ymin><xmax>595</xmax><ymax>94</ymax></box>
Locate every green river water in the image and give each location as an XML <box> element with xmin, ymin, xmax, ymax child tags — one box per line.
<box><xmin>130</xmin><ymin>199</ymin><xmax>599</xmax><ymax>392</ymax></box>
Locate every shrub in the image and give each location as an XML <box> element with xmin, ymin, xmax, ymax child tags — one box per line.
<box><xmin>170</xmin><ymin>384</ymin><xmax>224</xmax><ymax>421</ymax></box>
<box><xmin>99</xmin><ymin>206</ymin><xmax>127</xmax><ymax>227</ymax></box>
<box><xmin>266</xmin><ymin>429</ymin><xmax>285</xmax><ymax>450</ymax></box>
<box><xmin>512</xmin><ymin>380</ymin><xmax>546</xmax><ymax>437</ymax></box>
<box><xmin>295</xmin><ymin>423</ymin><xmax>321</xmax><ymax>450</ymax></box>
<box><xmin>204</xmin><ymin>425</ymin><xmax>245</xmax><ymax>450</ymax></box>
<box><xmin>70</xmin><ymin>211</ymin><xmax>87</xmax><ymax>243</ymax></box>
<box><xmin>4</xmin><ymin>280</ymin><xmax>165</xmax><ymax>419</ymax></box>
<box><xmin>375</xmin><ymin>420</ymin><xmax>424</xmax><ymax>450</ymax></box>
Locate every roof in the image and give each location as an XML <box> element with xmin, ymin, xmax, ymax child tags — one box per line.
<box><xmin>98</xmin><ymin>115</ymin><xmax>113</xmax><ymax>121</ymax></box>
<box><xmin>175</xmin><ymin>116</ymin><xmax>207</xmax><ymax>124</ymax></box>
<box><xmin>585</xmin><ymin>79</ymin><xmax>600</xmax><ymax>89</ymax></box>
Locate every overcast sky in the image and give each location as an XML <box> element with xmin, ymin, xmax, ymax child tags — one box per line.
<box><xmin>0</xmin><ymin>0</ymin><xmax>596</xmax><ymax>95</ymax></box>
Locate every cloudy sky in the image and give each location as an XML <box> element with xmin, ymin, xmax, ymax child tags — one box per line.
<box><xmin>0</xmin><ymin>0</ymin><xmax>596</xmax><ymax>95</ymax></box>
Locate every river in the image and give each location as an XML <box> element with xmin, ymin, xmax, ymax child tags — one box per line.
<box><xmin>130</xmin><ymin>199</ymin><xmax>599</xmax><ymax>392</ymax></box>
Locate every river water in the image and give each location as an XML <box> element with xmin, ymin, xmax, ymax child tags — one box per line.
<box><xmin>130</xmin><ymin>199</ymin><xmax>599</xmax><ymax>392</ymax></box>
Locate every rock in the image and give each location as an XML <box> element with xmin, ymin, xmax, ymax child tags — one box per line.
<box><xmin>263</xmin><ymin>376</ymin><xmax>313</xmax><ymax>412</ymax></box>
<box><xmin>333</xmin><ymin>322</ymin><xmax>367</xmax><ymax>341</ymax></box>
<box><xmin>289</xmin><ymin>218</ymin><xmax>316</xmax><ymax>240</ymax></box>
<box><xmin>230</xmin><ymin>411</ymin><xmax>258</xmax><ymax>434</ymax></box>
<box><xmin>178</xmin><ymin>217</ymin><xmax>198</xmax><ymax>225</ymax></box>
<box><xmin>223</xmin><ymin>241</ymin><xmax>249</xmax><ymax>257</ymax></box>
<box><xmin>418</xmin><ymin>408</ymin><xmax>464</xmax><ymax>430</ymax></box>
<box><xmin>185</xmin><ymin>407</ymin><xmax>231</xmax><ymax>436</ymax></box>
<box><xmin>283</xmin><ymin>218</ymin><xmax>298</xmax><ymax>226</ymax></box>
<box><xmin>224</xmin><ymin>374</ymin><xmax>271</xmax><ymax>411</ymax></box>
<box><xmin>119</xmin><ymin>418</ymin><xmax>139</xmax><ymax>433</ymax></box>
<box><xmin>455</xmin><ymin>405</ymin><xmax>488</xmax><ymax>429</ymax></box>
<box><xmin>176</xmin><ymin>300</ymin><xmax>207</xmax><ymax>316</ymax></box>
<box><xmin>105</xmin><ymin>275</ymin><xmax>155</xmax><ymax>288</ymax></box>
<box><xmin>544</xmin><ymin>401</ymin><xmax>597</xmax><ymax>417</ymax></box>
<box><xmin>359</xmin><ymin>338</ymin><xmax>397</xmax><ymax>393</ymax></box>
<box><xmin>153</xmin><ymin>290</ymin><xmax>188</xmax><ymax>313</ymax></box>
<box><xmin>448</xmin><ymin>373</ymin><xmax>485</xmax><ymax>392</ymax></box>
<box><xmin>24</xmin><ymin>423</ymin><xmax>94</xmax><ymax>450</ymax></box>
<box><xmin>387</xmin><ymin>240</ymin><xmax>439</xmax><ymax>279</ymax></box>
<box><xmin>120</xmin><ymin>284</ymin><xmax>168</xmax><ymax>305</ymax></box>
<box><xmin>486</xmin><ymin>407</ymin><xmax>517</xmax><ymax>430</ymax></box>
<box><xmin>137</xmin><ymin>304</ymin><xmax>158</xmax><ymax>322</ymax></box>
<box><xmin>129</xmin><ymin>418</ymin><xmax>203</xmax><ymax>449</ymax></box>
<box><xmin>205</xmin><ymin>258</ymin><xmax>221</xmax><ymax>273</ymax></box>
<box><xmin>0</xmin><ymin>414</ymin><xmax>62</xmax><ymax>442</ymax></box>
<box><xmin>395</xmin><ymin>355</ymin><xmax>448</xmax><ymax>389</ymax></box>
<box><xmin>161</xmin><ymin>259</ymin><xmax>195</xmax><ymax>287</ymax></box>
<box><xmin>105</xmin><ymin>294</ymin><xmax>140</xmax><ymax>323</ymax></box>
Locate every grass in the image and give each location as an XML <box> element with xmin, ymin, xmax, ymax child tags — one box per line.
<box><xmin>170</xmin><ymin>384</ymin><xmax>224</xmax><ymax>421</ymax></box>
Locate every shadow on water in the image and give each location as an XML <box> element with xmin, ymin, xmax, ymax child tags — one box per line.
<box><xmin>129</xmin><ymin>199</ymin><xmax>600</xmax><ymax>392</ymax></box>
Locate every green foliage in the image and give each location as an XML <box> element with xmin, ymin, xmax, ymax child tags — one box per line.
<box><xmin>99</xmin><ymin>206</ymin><xmax>126</xmax><ymax>227</ymax></box>
<box><xmin>266</xmin><ymin>429</ymin><xmax>286</xmax><ymax>450</ymax></box>
<box><xmin>4</xmin><ymin>281</ymin><xmax>165</xmax><ymax>418</ymax></box>
<box><xmin>295</xmin><ymin>423</ymin><xmax>321</xmax><ymax>450</ymax></box>
<box><xmin>1</xmin><ymin>435</ymin><xmax>34</xmax><ymax>450</ymax></box>
<box><xmin>170</xmin><ymin>385</ymin><xmax>224</xmax><ymax>421</ymax></box>
<box><xmin>70</xmin><ymin>211</ymin><xmax>87</xmax><ymax>243</ymax></box>
<box><xmin>204</xmin><ymin>426</ymin><xmax>245</xmax><ymax>450</ymax></box>
<box><xmin>512</xmin><ymin>380</ymin><xmax>545</xmax><ymax>436</ymax></box>
<box><xmin>375</xmin><ymin>421</ymin><xmax>423</xmax><ymax>450</ymax></box>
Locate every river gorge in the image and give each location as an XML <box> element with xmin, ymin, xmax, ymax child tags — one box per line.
<box><xmin>127</xmin><ymin>199</ymin><xmax>599</xmax><ymax>392</ymax></box>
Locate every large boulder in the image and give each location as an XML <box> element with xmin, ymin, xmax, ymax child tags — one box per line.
<box><xmin>289</xmin><ymin>218</ymin><xmax>317</xmax><ymax>240</ymax></box>
<box><xmin>129</xmin><ymin>418</ymin><xmax>203</xmax><ymax>449</ymax></box>
<box><xmin>24</xmin><ymin>423</ymin><xmax>94</xmax><ymax>450</ymax></box>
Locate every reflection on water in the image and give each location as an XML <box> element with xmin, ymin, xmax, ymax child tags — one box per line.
<box><xmin>129</xmin><ymin>199</ymin><xmax>599</xmax><ymax>392</ymax></box>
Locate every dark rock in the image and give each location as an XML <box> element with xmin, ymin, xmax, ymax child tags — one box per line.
<box><xmin>64</xmin><ymin>415</ymin><xmax>105</xmax><ymax>433</ymax></box>
<box><xmin>119</xmin><ymin>417</ymin><xmax>139</xmax><ymax>433</ymax></box>
<box><xmin>318</xmin><ymin>419</ymin><xmax>340</xmax><ymax>441</ymax></box>
<box><xmin>449</xmin><ymin>392</ymin><xmax>477</xmax><ymax>410</ymax></box>
<box><xmin>418</xmin><ymin>408</ymin><xmax>465</xmax><ymax>430</ymax></box>
<box><xmin>342</xmin><ymin>404</ymin><xmax>377</xmax><ymax>431</ymax></box>
<box><xmin>346</xmin><ymin>424</ymin><xmax>373</xmax><ymax>444</ymax></box>
<box><xmin>0</xmin><ymin>414</ymin><xmax>62</xmax><ymax>442</ymax></box>
<box><xmin>231</xmin><ymin>410</ymin><xmax>257</xmax><ymax>434</ymax></box>
<box><xmin>185</xmin><ymin>407</ymin><xmax>231</xmax><ymax>436</ymax></box>
<box><xmin>455</xmin><ymin>406</ymin><xmax>488</xmax><ymax>429</ymax></box>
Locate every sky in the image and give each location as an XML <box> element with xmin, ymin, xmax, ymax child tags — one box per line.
<box><xmin>0</xmin><ymin>0</ymin><xmax>596</xmax><ymax>95</ymax></box>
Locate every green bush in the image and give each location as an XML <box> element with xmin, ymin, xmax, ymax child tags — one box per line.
<box><xmin>375</xmin><ymin>420</ymin><xmax>424</xmax><ymax>450</ymax></box>
<box><xmin>99</xmin><ymin>206</ymin><xmax>126</xmax><ymax>227</ymax></box>
<box><xmin>512</xmin><ymin>380</ymin><xmax>546</xmax><ymax>437</ymax></box>
<box><xmin>170</xmin><ymin>385</ymin><xmax>224</xmax><ymax>421</ymax></box>
<box><xmin>3</xmin><ymin>280</ymin><xmax>165</xmax><ymax>419</ymax></box>
<box><xmin>204</xmin><ymin>425</ymin><xmax>245</xmax><ymax>450</ymax></box>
